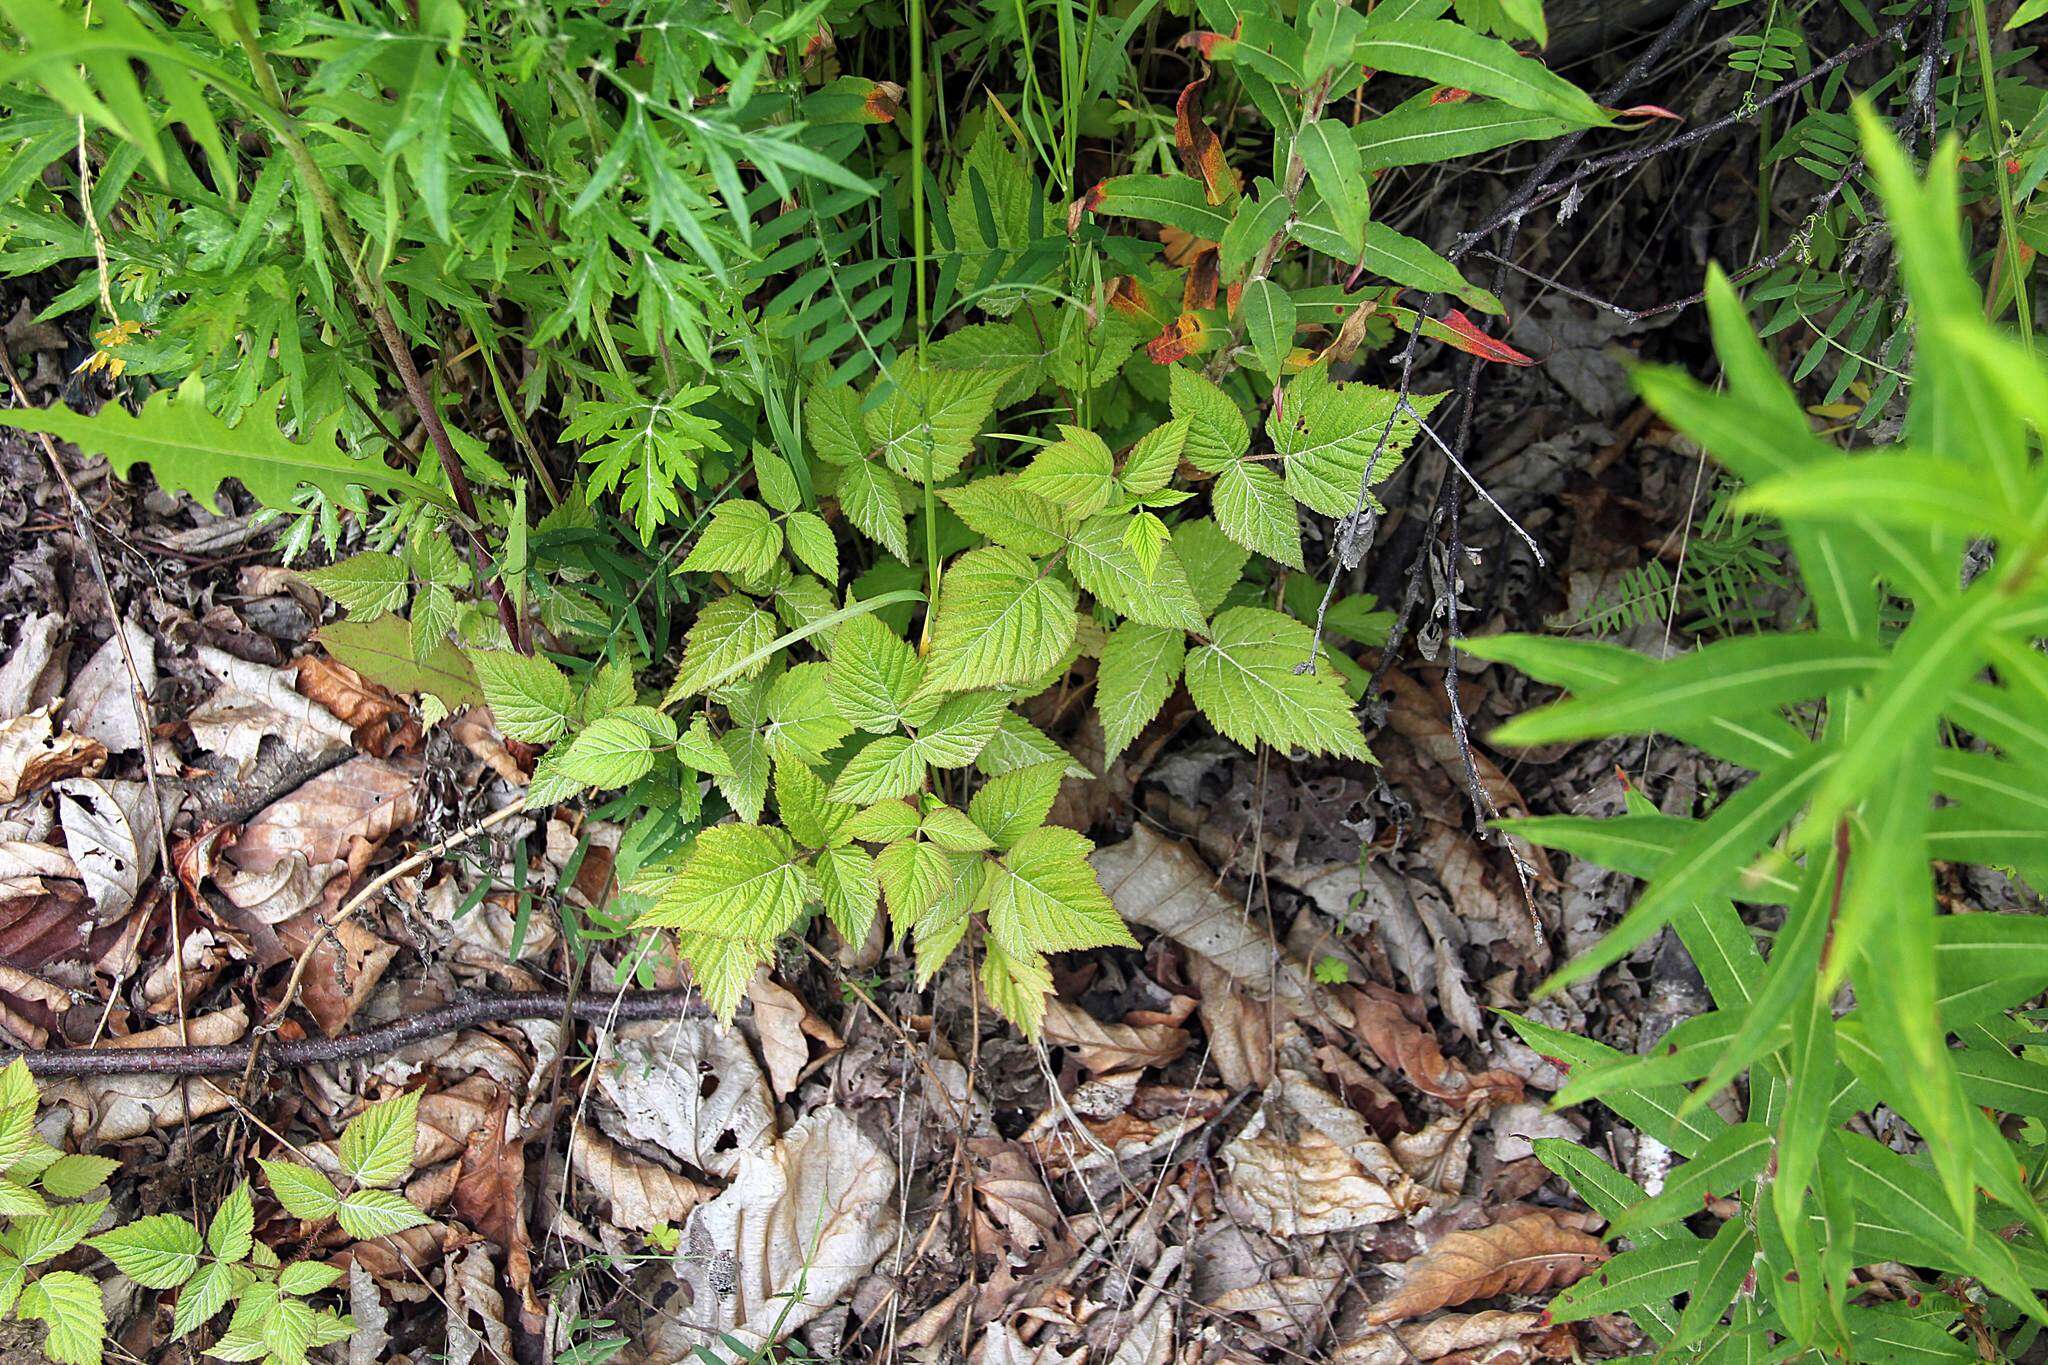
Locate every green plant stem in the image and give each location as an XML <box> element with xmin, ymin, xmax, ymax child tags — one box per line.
<box><xmin>1966</xmin><ymin>0</ymin><xmax>2032</xmax><ymax>347</ymax></box>
<box><xmin>909</xmin><ymin>0</ymin><xmax>939</xmax><ymax>646</ymax></box>
<box><xmin>222</xmin><ymin>6</ymin><xmax>528</xmax><ymax>650</ymax></box>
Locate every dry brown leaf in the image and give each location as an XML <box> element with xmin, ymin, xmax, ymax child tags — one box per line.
<box><xmin>1040</xmin><ymin>996</ymin><xmax>1189</xmax><ymax>1074</ymax></box>
<box><xmin>1188</xmin><ymin>951</ymin><xmax>1276</xmax><ymax>1090</ymax></box>
<box><xmin>453</xmin><ymin>1090</ymin><xmax>541</xmax><ymax>1333</ymax></box>
<box><xmin>294</xmin><ymin>655</ymin><xmax>420</xmax><ymax>757</ymax></box>
<box><xmin>44</xmin><ymin>1004</ymin><xmax>247</xmax><ymax>1140</ymax></box>
<box><xmin>1093</xmin><ymin>826</ymin><xmax>1315</xmax><ymax>1012</ymax></box>
<box><xmin>597</xmin><ymin>1017</ymin><xmax>775</xmax><ymax>1179</ymax></box>
<box><xmin>678</xmin><ymin>1107</ymin><xmax>898</xmax><ymax>1351</ymax></box>
<box><xmin>0</xmin><ymin>613</ymin><xmax>65</xmax><ymax>719</ymax></box>
<box><xmin>1310</xmin><ymin>1042</ymin><xmax>1407</xmax><ymax>1136</ymax></box>
<box><xmin>970</xmin><ymin>1140</ymin><xmax>1062</xmax><ymax>1262</ymax></box>
<box><xmin>746</xmin><ymin>970</ymin><xmax>812</xmax><ymax>1100</ymax></box>
<box><xmin>1336</xmin><ymin>1310</ymin><xmax>1548</xmax><ymax>1364</ymax></box>
<box><xmin>347</xmin><ymin>1262</ymin><xmax>391</xmax><ymax>1365</ymax></box>
<box><xmin>452</xmin><ymin>708</ymin><xmax>524</xmax><ymax>785</ymax></box>
<box><xmin>0</xmin><ymin>707</ymin><xmax>106</xmax><ymax>802</ymax></box>
<box><xmin>1393</xmin><ymin>1112</ymin><xmax>1479</xmax><ymax>1197</ymax></box>
<box><xmin>1221</xmin><ymin>1071</ymin><xmax>1431</xmax><ymax>1236</ymax></box>
<box><xmin>55</xmin><ymin>777</ymin><xmax>171</xmax><ymax>921</ymax></box>
<box><xmin>569</xmin><ymin>1125</ymin><xmax>716</xmax><ymax>1231</ymax></box>
<box><xmin>445</xmin><ymin>1242</ymin><xmax>513</xmax><ymax>1365</ymax></box>
<box><xmin>1347</xmin><ymin>985</ymin><xmax>1523</xmax><ymax>1109</ymax></box>
<box><xmin>276</xmin><ymin>911</ymin><xmax>396</xmax><ymax>1036</ymax></box>
<box><xmin>977</xmin><ymin>1323</ymin><xmax>1085</xmax><ymax>1365</ymax></box>
<box><xmin>61</xmin><ymin>622</ymin><xmax>154</xmax><ymax>753</ymax></box>
<box><xmin>230</xmin><ymin>755</ymin><xmax>419</xmax><ymax>875</ymax></box>
<box><xmin>187</xmin><ymin>646</ymin><xmax>354</xmax><ymax>776</ymax></box>
<box><xmin>1208</xmin><ymin>1275</ymin><xmax>1341</xmax><ymax>1337</ymax></box>
<box><xmin>1366</xmin><ymin>1215</ymin><xmax>1608</xmax><ymax>1325</ymax></box>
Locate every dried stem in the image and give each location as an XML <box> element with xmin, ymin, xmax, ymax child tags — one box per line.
<box><xmin>4</xmin><ymin>992</ymin><xmax>706</xmax><ymax>1077</ymax></box>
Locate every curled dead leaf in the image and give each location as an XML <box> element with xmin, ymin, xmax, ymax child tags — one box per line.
<box><xmin>1040</xmin><ymin>996</ymin><xmax>1189</xmax><ymax>1075</ymax></box>
<box><xmin>1336</xmin><ymin>1310</ymin><xmax>1550</xmax><ymax>1364</ymax></box>
<box><xmin>294</xmin><ymin>654</ymin><xmax>420</xmax><ymax>757</ymax></box>
<box><xmin>187</xmin><ymin>646</ymin><xmax>354</xmax><ymax>776</ymax></box>
<box><xmin>570</xmin><ymin>1125</ymin><xmax>716</xmax><ymax>1232</ymax></box>
<box><xmin>1366</xmin><ymin>1214</ymin><xmax>1608</xmax><ymax>1325</ymax></box>
<box><xmin>0</xmin><ymin>707</ymin><xmax>106</xmax><ymax>802</ymax></box>
<box><xmin>1347</xmin><ymin>984</ymin><xmax>1523</xmax><ymax>1109</ymax></box>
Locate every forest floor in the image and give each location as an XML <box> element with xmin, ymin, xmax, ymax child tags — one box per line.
<box><xmin>0</xmin><ymin>12</ymin><xmax>2011</xmax><ymax>1365</ymax></box>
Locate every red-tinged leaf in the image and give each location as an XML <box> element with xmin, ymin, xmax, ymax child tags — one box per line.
<box><xmin>1315</xmin><ymin>299</ymin><xmax>1384</xmax><ymax>366</ymax></box>
<box><xmin>863</xmin><ymin>80</ymin><xmax>904</xmax><ymax>123</ymax></box>
<box><xmin>1182</xmin><ymin>246</ymin><xmax>1221</xmax><ymax>311</ymax></box>
<box><xmin>1174</xmin><ymin>78</ymin><xmax>1242</xmax><ymax>206</ymax></box>
<box><xmin>1178</xmin><ymin>23</ymin><xmax>1240</xmax><ymax>58</ymax></box>
<box><xmin>1438</xmin><ymin>310</ymin><xmax>1536</xmax><ymax>365</ymax></box>
<box><xmin>1431</xmin><ymin>87</ymin><xmax>1473</xmax><ymax>104</ymax></box>
<box><xmin>1146</xmin><ymin>313</ymin><xmax>1219</xmax><ymax>364</ymax></box>
<box><xmin>1612</xmin><ymin>103</ymin><xmax>1681</xmax><ymax>121</ymax></box>
<box><xmin>1070</xmin><ymin>183</ymin><xmax>1107</xmax><ymax>236</ymax></box>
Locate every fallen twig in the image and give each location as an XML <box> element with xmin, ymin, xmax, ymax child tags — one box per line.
<box><xmin>5</xmin><ymin>991</ymin><xmax>707</xmax><ymax>1077</ymax></box>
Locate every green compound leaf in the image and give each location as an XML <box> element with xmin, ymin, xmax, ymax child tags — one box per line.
<box><xmin>987</xmin><ymin>826</ymin><xmax>1137</xmax><ymax>958</ymax></box>
<box><xmin>304</xmin><ymin>552</ymin><xmax>410</xmax><ymax>620</ymax></box>
<box><xmin>334</xmin><ymin>1189</ymin><xmax>432</xmax><ymax>1241</ymax></box>
<box><xmin>338</xmin><ymin>1089</ymin><xmax>422</xmax><ymax>1190</ymax></box>
<box><xmin>1185</xmin><ymin>607</ymin><xmax>1372</xmax><ymax>760</ymax></box>
<box><xmin>18</xmin><ymin>1269</ymin><xmax>106</xmax><ymax>1365</ymax></box>
<box><xmin>680</xmin><ymin>499</ymin><xmax>785</xmax><ymax>579</ymax></box>
<box><xmin>474</xmin><ymin>651</ymin><xmax>578</xmax><ymax>744</ymax></box>
<box><xmin>923</xmin><ymin>546</ymin><xmax>1078</xmax><ymax>694</ymax></box>
<box><xmin>1098</xmin><ymin>623</ymin><xmax>1186</xmax><ymax>766</ymax></box>
<box><xmin>259</xmin><ymin>1159</ymin><xmax>341</xmax><ymax>1223</ymax></box>
<box><xmin>88</xmin><ymin>1213</ymin><xmax>203</xmax><ymax>1288</ymax></box>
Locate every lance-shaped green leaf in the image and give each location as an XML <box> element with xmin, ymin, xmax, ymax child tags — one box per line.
<box><xmin>0</xmin><ymin>378</ymin><xmax>446</xmax><ymax>514</ymax></box>
<box><xmin>1674</xmin><ymin>1217</ymin><xmax>1757</xmax><ymax>1349</ymax></box>
<box><xmin>1295</xmin><ymin>120</ymin><xmax>1367</xmax><ymax>258</ymax></box>
<box><xmin>1354</xmin><ymin>99</ymin><xmax>1573</xmax><ymax>172</ymax></box>
<box><xmin>1546</xmin><ymin>1239</ymin><xmax>1703</xmax><ymax>1323</ymax></box>
<box><xmin>1609</xmin><ymin>1124</ymin><xmax>1773</xmax><ymax>1236</ymax></box>
<box><xmin>1505</xmin><ymin>1014</ymin><xmax>1727</xmax><ymax>1157</ymax></box>
<box><xmin>1352</xmin><ymin>18</ymin><xmax>1608</xmax><ymax>124</ymax></box>
<box><xmin>1084</xmin><ymin>174</ymin><xmax>1233</xmax><ymax>241</ymax></box>
<box><xmin>1238</xmin><ymin>278</ymin><xmax>1295</xmax><ymax>377</ymax></box>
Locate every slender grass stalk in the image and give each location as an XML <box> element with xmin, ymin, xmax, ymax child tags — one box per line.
<box><xmin>1966</xmin><ymin>0</ymin><xmax>2032</xmax><ymax>348</ymax></box>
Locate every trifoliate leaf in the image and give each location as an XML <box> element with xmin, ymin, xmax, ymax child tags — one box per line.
<box><xmin>1172</xmin><ymin>517</ymin><xmax>1252</xmax><ymax>616</ymax></box>
<box><xmin>1185</xmin><ymin>606</ymin><xmax>1373</xmax><ymax>760</ymax></box>
<box><xmin>1066</xmin><ymin>515</ymin><xmax>1208</xmax><ymax>632</ymax></box>
<box><xmin>829</xmin><ymin>735</ymin><xmax>925</xmax><ymax>804</ymax></box>
<box><xmin>473</xmin><ymin>650</ymin><xmax>578</xmax><ymax>744</ymax></box>
<box><xmin>775</xmin><ymin>758</ymin><xmax>854</xmax><ymax>849</ymax></box>
<box><xmin>1098</xmin><ymin>623</ymin><xmax>1187</xmax><ymax>765</ymax></box>
<box><xmin>987</xmin><ymin>826</ymin><xmax>1136</xmax><ymax>957</ymax></box>
<box><xmin>554</xmin><ymin>707</ymin><xmax>676</xmax><ymax>790</ymax></box>
<box><xmin>0</xmin><ymin>1177</ymin><xmax>45</xmax><ymax>1216</ymax></box>
<box><xmin>715</xmin><ymin>727</ymin><xmax>771</xmax><ymax>824</ymax></box>
<box><xmin>816</xmin><ymin>844</ymin><xmax>879</xmax><ymax>943</ymax></box>
<box><xmin>1212</xmin><ymin>460</ymin><xmax>1304</xmax><ymax>569</ymax></box>
<box><xmin>260</xmin><ymin>1294</ymin><xmax>319</xmax><ymax>1365</ymax></box>
<box><xmin>338</xmin><ymin>1089</ymin><xmax>420</xmax><ymax>1190</ymax></box>
<box><xmin>833</xmin><ymin>460</ymin><xmax>910</xmax><ymax>561</ymax></box>
<box><xmin>88</xmin><ymin>1213</ymin><xmax>202</xmax><ymax>1288</ymax></box>
<box><xmin>762</xmin><ymin>663</ymin><xmax>853</xmax><ymax>767</ymax></box>
<box><xmin>1119</xmin><ymin>418</ymin><xmax>1188</xmax><ymax>498</ymax></box>
<box><xmin>680</xmin><ymin>500</ymin><xmax>784</xmax><ymax>579</ymax></box>
<box><xmin>638</xmin><ymin>825</ymin><xmax>815</xmax><ymax>943</ymax></box>
<box><xmin>941</xmin><ymin>476</ymin><xmax>1071</xmax><ymax>557</ymax></box>
<box><xmin>868</xmin><ymin>366</ymin><xmax>1004</xmax><ymax>481</ymax></box>
<box><xmin>670</xmin><ymin>595</ymin><xmax>778</xmax><ymax>699</ymax></box>
<box><xmin>785</xmin><ymin>511</ymin><xmax>839</xmax><ymax>582</ymax></box>
<box><xmin>924</xmin><ymin>546</ymin><xmax>1078</xmax><ymax>693</ymax></box>
<box><xmin>847</xmin><ymin>799</ymin><xmax>923</xmax><ymax>843</ymax></box>
<box><xmin>676</xmin><ymin>714</ymin><xmax>737</xmax><ymax>776</ymax></box>
<box><xmin>981</xmin><ymin>938</ymin><xmax>1054</xmax><ymax>1035</ymax></box>
<box><xmin>878</xmin><ymin>839</ymin><xmax>956</xmax><ymax>924</ymax></box>
<box><xmin>0</xmin><ymin>377</ymin><xmax>441</xmax><ymax>514</ymax></box>
<box><xmin>919</xmin><ymin>805</ymin><xmax>996</xmax><ymax>852</ymax></box>
<box><xmin>911</xmin><ymin>692</ymin><xmax>1010</xmax><ymax>769</ymax></box>
<box><xmin>10</xmin><ymin>1199</ymin><xmax>107</xmax><ymax>1267</ymax></box>
<box><xmin>206</xmin><ymin>1182</ymin><xmax>254</xmax><ymax>1263</ymax></box>
<box><xmin>334</xmin><ymin>1189</ymin><xmax>431</xmax><ymax>1241</ymax></box>
<box><xmin>171</xmin><ymin>1259</ymin><xmax>240</xmax><ymax>1338</ymax></box>
<box><xmin>17</xmin><ymin>1269</ymin><xmax>105</xmax><ymax>1365</ymax></box>
<box><xmin>277</xmin><ymin>1260</ymin><xmax>346</xmax><ymax>1296</ymax></box>
<box><xmin>1016</xmin><ymin>426</ymin><xmax>1116</xmax><ymax>518</ymax></box>
<box><xmin>827</xmin><ymin>614</ymin><xmax>931</xmax><ymax>734</ymax></box>
<box><xmin>1168</xmin><ymin>365</ymin><xmax>1250</xmax><ymax>471</ymax></box>
<box><xmin>259</xmin><ymin>1159</ymin><xmax>341</xmax><ymax>1222</ymax></box>
<box><xmin>36</xmin><ymin>1153</ymin><xmax>118</xmax><ymax>1200</ymax></box>
<box><xmin>967</xmin><ymin>762</ymin><xmax>1066</xmax><ymax>851</ymax></box>
<box><xmin>1269</xmin><ymin>364</ymin><xmax>1437</xmax><ymax>517</ymax></box>
<box><xmin>806</xmin><ymin>382</ymin><xmax>869</xmax><ymax>465</ymax></box>
<box><xmin>304</xmin><ymin>552</ymin><xmax>409</xmax><ymax>619</ymax></box>
<box><xmin>753</xmin><ymin>450</ymin><xmax>803</xmax><ymax>513</ymax></box>
<box><xmin>977</xmin><ymin>713</ymin><xmax>1090</xmax><ymax>779</ymax></box>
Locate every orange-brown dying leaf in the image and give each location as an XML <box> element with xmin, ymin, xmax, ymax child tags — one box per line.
<box><xmin>1174</xmin><ymin>78</ymin><xmax>1242</xmax><ymax>206</ymax></box>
